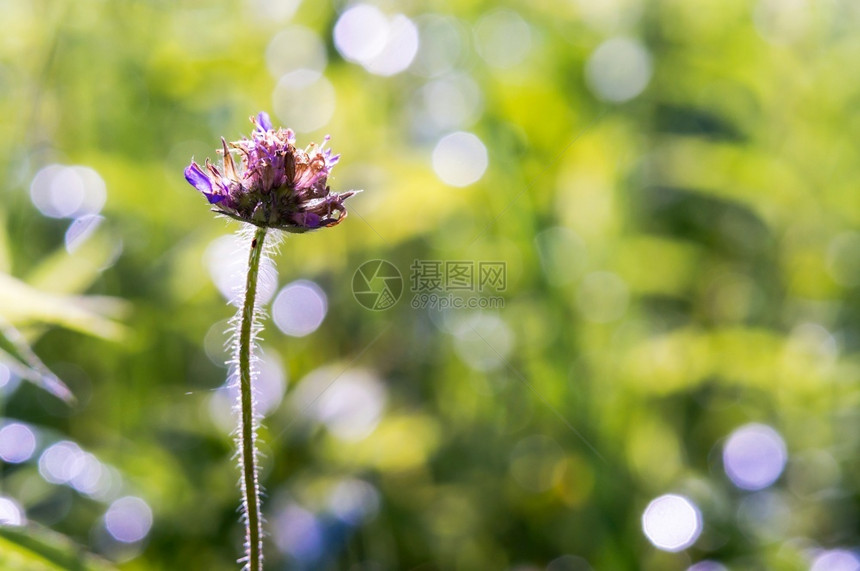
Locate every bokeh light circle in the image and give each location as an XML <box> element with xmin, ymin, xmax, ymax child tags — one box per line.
<box><xmin>414</xmin><ymin>73</ymin><xmax>483</xmax><ymax>134</ymax></box>
<box><xmin>827</xmin><ymin>231</ymin><xmax>860</xmax><ymax>287</ymax></box>
<box><xmin>363</xmin><ymin>15</ymin><xmax>419</xmax><ymax>76</ymax></box>
<box><xmin>474</xmin><ymin>9</ymin><xmax>532</xmax><ymax>69</ymax></box>
<box><xmin>328</xmin><ymin>479</ymin><xmax>380</xmax><ymax>525</ymax></box>
<box><xmin>641</xmin><ymin>494</ymin><xmax>702</xmax><ymax>552</ymax></box>
<box><xmin>810</xmin><ymin>549</ymin><xmax>860</xmax><ymax>571</ymax></box>
<box><xmin>266</xmin><ymin>26</ymin><xmax>327</xmax><ymax>83</ymax></box>
<box><xmin>0</xmin><ymin>423</ymin><xmax>36</xmax><ymax>463</ymax></box>
<box><xmin>272</xmin><ymin>75</ymin><xmax>336</xmax><ymax>133</ymax></box>
<box><xmin>452</xmin><ymin>312</ymin><xmax>514</xmax><ymax>371</ymax></box>
<box><xmin>205</xmin><ymin>234</ymin><xmax>278</xmax><ymax>306</ymax></box>
<box><xmin>334</xmin><ymin>5</ymin><xmax>389</xmax><ymax>64</ymax></box>
<box><xmin>30</xmin><ymin>165</ymin><xmax>107</xmax><ymax>219</ymax></box>
<box><xmin>334</xmin><ymin>5</ymin><xmax>418</xmax><ymax>76</ymax></box>
<box><xmin>0</xmin><ymin>497</ymin><xmax>25</xmax><ymax>526</ymax></box>
<box><xmin>687</xmin><ymin>562</ymin><xmax>728</xmax><ymax>571</ymax></box>
<box><xmin>585</xmin><ymin>37</ymin><xmax>652</xmax><ymax>103</ymax></box>
<box><xmin>273</xmin><ymin>503</ymin><xmax>323</xmax><ymax>562</ymax></box>
<box><xmin>723</xmin><ymin>423</ymin><xmax>787</xmax><ymax>491</ymax></box>
<box><xmin>246</xmin><ymin>0</ymin><xmax>301</xmax><ymax>23</ymax></box>
<box><xmin>432</xmin><ymin>131</ymin><xmax>488</xmax><ymax>187</ymax></box>
<box><xmin>272</xmin><ymin>280</ymin><xmax>328</xmax><ymax>337</ymax></box>
<box><xmin>413</xmin><ymin>15</ymin><xmax>465</xmax><ymax>77</ymax></box>
<box><xmin>209</xmin><ymin>349</ymin><xmax>287</xmax><ymax>429</ymax></box>
<box><xmin>292</xmin><ymin>367</ymin><xmax>387</xmax><ymax>442</ymax></box>
<box><xmin>70</xmin><ymin>452</ymin><xmax>108</xmax><ymax>497</ymax></box>
<box><xmin>39</xmin><ymin>441</ymin><xmax>85</xmax><ymax>484</ymax></box>
<box><xmin>104</xmin><ymin>496</ymin><xmax>153</xmax><ymax>543</ymax></box>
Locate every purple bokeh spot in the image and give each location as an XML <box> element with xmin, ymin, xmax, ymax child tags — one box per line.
<box><xmin>723</xmin><ymin>424</ymin><xmax>787</xmax><ymax>491</ymax></box>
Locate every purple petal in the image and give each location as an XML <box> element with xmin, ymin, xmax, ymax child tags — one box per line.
<box><xmin>293</xmin><ymin>211</ymin><xmax>320</xmax><ymax>228</ymax></box>
<box><xmin>184</xmin><ymin>163</ymin><xmax>212</xmax><ymax>192</ymax></box>
<box><xmin>205</xmin><ymin>193</ymin><xmax>226</xmax><ymax>204</ymax></box>
<box><xmin>256</xmin><ymin>111</ymin><xmax>273</xmax><ymax>132</ymax></box>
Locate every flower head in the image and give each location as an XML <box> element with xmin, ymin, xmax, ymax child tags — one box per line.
<box><xmin>184</xmin><ymin>112</ymin><xmax>358</xmax><ymax>233</ymax></box>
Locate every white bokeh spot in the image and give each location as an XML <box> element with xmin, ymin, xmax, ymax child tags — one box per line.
<box><xmin>0</xmin><ymin>497</ymin><xmax>25</xmax><ymax>526</ymax></box>
<box><xmin>204</xmin><ymin>234</ymin><xmax>278</xmax><ymax>307</ymax></box>
<box><xmin>292</xmin><ymin>367</ymin><xmax>387</xmax><ymax>442</ymax></box>
<box><xmin>474</xmin><ymin>9</ymin><xmax>532</xmax><ymax>69</ymax></box>
<box><xmin>642</xmin><ymin>494</ymin><xmax>702</xmax><ymax>552</ymax></box>
<box><xmin>266</xmin><ymin>26</ymin><xmax>327</xmax><ymax>84</ymax></box>
<box><xmin>334</xmin><ymin>5</ymin><xmax>418</xmax><ymax>76</ymax></box>
<box><xmin>272</xmin><ymin>75</ymin><xmax>336</xmax><ymax>133</ymax></box>
<box><xmin>272</xmin><ymin>280</ymin><xmax>328</xmax><ymax>337</ymax></box>
<box><xmin>585</xmin><ymin>37</ymin><xmax>652</xmax><ymax>103</ymax></box>
<box><xmin>30</xmin><ymin>165</ymin><xmax>107</xmax><ymax>219</ymax></box>
<box><xmin>432</xmin><ymin>131</ymin><xmax>488</xmax><ymax>187</ymax></box>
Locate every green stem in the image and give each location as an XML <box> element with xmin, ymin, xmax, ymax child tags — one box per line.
<box><xmin>238</xmin><ymin>225</ymin><xmax>267</xmax><ymax>571</ymax></box>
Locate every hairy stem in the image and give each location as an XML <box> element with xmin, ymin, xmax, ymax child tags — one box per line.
<box><xmin>238</xmin><ymin>225</ymin><xmax>267</xmax><ymax>571</ymax></box>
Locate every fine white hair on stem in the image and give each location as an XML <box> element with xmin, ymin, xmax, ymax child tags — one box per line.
<box><xmin>215</xmin><ymin>220</ymin><xmax>282</xmax><ymax>309</ymax></box>
<box><xmin>227</xmin><ymin>224</ymin><xmax>282</xmax><ymax>571</ymax></box>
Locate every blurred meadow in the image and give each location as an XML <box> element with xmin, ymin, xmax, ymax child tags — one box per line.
<box><xmin>2</xmin><ymin>0</ymin><xmax>860</xmax><ymax>569</ymax></box>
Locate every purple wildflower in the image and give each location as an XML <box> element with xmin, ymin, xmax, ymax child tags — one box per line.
<box><xmin>184</xmin><ymin>112</ymin><xmax>358</xmax><ymax>233</ymax></box>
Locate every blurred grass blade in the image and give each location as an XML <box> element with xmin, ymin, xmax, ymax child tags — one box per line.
<box><xmin>26</xmin><ymin>222</ymin><xmax>118</xmax><ymax>296</ymax></box>
<box><xmin>0</xmin><ymin>316</ymin><xmax>74</xmax><ymax>403</ymax></box>
<box><xmin>0</xmin><ymin>523</ymin><xmax>116</xmax><ymax>570</ymax></box>
<box><xmin>0</xmin><ymin>273</ymin><xmax>127</xmax><ymax>341</ymax></box>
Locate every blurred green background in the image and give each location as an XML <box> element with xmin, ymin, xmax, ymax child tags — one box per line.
<box><xmin>2</xmin><ymin>0</ymin><xmax>860</xmax><ymax>569</ymax></box>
